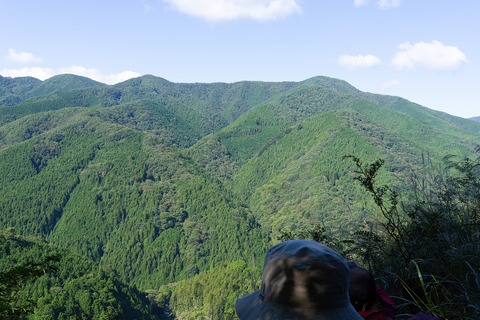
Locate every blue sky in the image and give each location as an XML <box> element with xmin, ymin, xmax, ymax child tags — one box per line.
<box><xmin>0</xmin><ymin>0</ymin><xmax>478</xmax><ymax>118</ymax></box>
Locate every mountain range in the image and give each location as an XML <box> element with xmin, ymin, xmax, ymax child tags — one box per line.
<box><xmin>1</xmin><ymin>74</ymin><xmax>479</xmax><ymax>318</ymax></box>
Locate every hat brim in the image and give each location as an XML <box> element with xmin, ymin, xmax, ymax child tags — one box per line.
<box><xmin>236</xmin><ymin>290</ymin><xmax>363</xmax><ymax>320</ymax></box>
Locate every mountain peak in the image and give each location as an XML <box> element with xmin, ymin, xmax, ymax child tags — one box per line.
<box><xmin>43</xmin><ymin>74</ymin><xmax>105</xmax><ymax>87</ymax></box>
<box><xmin>299</xmin><ymin>76</ymin><xmax>361</xmax><ymax>94</ymax></box>
<box><xmin>115</xmin><ymin>74</ymin><xmax>172</xmax><ymax>87</ymax></box>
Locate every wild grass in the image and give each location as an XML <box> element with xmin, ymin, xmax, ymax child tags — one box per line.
<box><xmin>348</xmin><ymin>154</ymin><xmax>480</xmax><ymax>319</ymax></box>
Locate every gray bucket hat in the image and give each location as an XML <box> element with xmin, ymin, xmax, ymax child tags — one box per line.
<box><xmin>236</xmin><ymin>240</ymin><xmax>362</xmax><ymax>320</ymax></box>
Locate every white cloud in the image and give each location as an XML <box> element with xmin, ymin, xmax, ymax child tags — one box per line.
<box><xmin>1</xmin><ymin>65</ymin><xmax>140</xmax><ymax>84</ymax></box>
<box><xmin>7</xmin><ymin>49</ymin><xmax>43</xmax><ymax>64</ymax></box>
<box><xmin>0</xmin><ymin>67</ymin><xmax>54</xmax><ymax>80</ymax></box>
<box><xmin>105</xmin><ymin>70</ymin><xmax>143</xmax><ymax>84</ymax></box>
<box><xmin>162</xmin><ymin>0</ymin><xmax>302</xmax><ymax>21</ymax></box>
<box><xmin>59</xmin><ymin>66</ymin><xmax>141</xmax><ymax>84</ymax></box>
<box><xmin>338</xmin><ymin>54</ymin><xmax>382</xmax><ymax>68</ymax></box>
<box><xmin>392</xmin><ymin>40</ymin><xmax>467</xmax><ymax>71</ymax></box>
<box><xmin>2</xmin><ymin>50</ymin><xmax>140</xmax><ymax>84</ymax></box>
<box><xmin>353</xmin><ymin>0</ymin><xmax>401</xmax><ymax>9</ymax></box>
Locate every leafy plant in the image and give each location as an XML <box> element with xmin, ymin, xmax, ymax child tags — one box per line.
<box><xmin>348</xmin><ymin>155</ymin><xmax>480</xmax><ymax>319</ymax></box>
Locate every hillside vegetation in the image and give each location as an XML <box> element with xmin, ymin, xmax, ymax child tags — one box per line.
<box><xmin>0</xmin><ymin>74</ymin><xmax>479</xmax><ymax>319</ymax></box>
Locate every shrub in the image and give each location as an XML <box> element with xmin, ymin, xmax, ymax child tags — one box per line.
<box><xmin>348</xmin><ymin>154</ymin><xmax>480</xmax><ymax>319</ymax></box>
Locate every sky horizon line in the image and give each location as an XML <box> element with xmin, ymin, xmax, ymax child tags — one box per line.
<box><xmin>2</xmin><ymin>70</ymin><xmax>478</xmax><ymax>120</ymax></box>
<box><xmin>1</xmin><ymin>1</ymin><xmax>478</xmax><ymax>118</ymax></box>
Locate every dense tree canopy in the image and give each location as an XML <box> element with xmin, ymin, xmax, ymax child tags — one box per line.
<box><xmin>0</xmin><ymin>74</ymin><xmax>479</xmax><ymax>318</ymax></box>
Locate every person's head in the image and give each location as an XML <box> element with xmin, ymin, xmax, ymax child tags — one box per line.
<box><xmin>235</xmin><ymin>240</ymin><xmax>362</xmax><ymax>320</ymax></box>
<box><xmin>348</xmin><ymin>262</ymin><xmax>376</xmax><ymax>311</ymax></box>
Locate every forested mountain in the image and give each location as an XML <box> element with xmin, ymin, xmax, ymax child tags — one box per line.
<box><xmin>471</xmin><ymin>116</ymin><xmax>480</xmax><ymax>122</ymax></box>
<box><xmin>0</xmin><ymin>74</ymin><xmax>104</xmax><ymax>107</ymax></box>
<box><xmin>0</xmin><ymin>228</ymin><xmax>155</xmax><ymax>319</ymax></box>
<box><xmin>1</xmin><ymin>74</ymin><xmax>479</xmax><ymax>318</ymax></box>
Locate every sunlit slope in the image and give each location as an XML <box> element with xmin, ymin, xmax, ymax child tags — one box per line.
<box><xmin>0</xmin><ymin>107</ymin><xmax>267</xmax><ymax>290</ymax></box>
<box><xmin>1</xmin><ymin>73</ymin><xmax>479</xmax><ymax>291</ymax></box>
<box><xmin>190</xmin><ymin>79</ymin><xmax>480</xmax><ymax>235</ymax></box>
<box><xmin>0</xmin><ymin>75</ymin><xmax>297</xmax><ymax>145</ymax></box>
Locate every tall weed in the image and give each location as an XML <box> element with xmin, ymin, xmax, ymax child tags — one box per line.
<box><xmin>348</xmin><ymin>154</ymin><xmax>480</xmax><ymax>319</ymax></box>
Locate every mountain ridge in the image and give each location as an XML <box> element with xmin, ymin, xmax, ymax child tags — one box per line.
<box><xmin>1</xmin><ymin>73</ymin><xmax>479</xmax><ymax>318</ymax></box>
<box><xmin>2</xmin><ymin>73</ymin><xmax>476</xmax><ymax>122</ymax></box>
<box><xmin>0</xmin><ymin>74</ymin><xmax>105</xmax><ymax>106</ymax></box>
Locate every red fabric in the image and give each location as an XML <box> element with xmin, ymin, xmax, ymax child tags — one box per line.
<box><xmin>357</xmin><ymin>285</ymin><xmax>396</xmax><ymax>320</ymax></box>
<box><xmin>375</xmin><ymin>285</ymin><xmax>396</xmax><ymax>316</ymax></box>
<box><xmin>359</xmin><ymin>309</ymin><xmax>394</xmax><ymax>320</ymax></box>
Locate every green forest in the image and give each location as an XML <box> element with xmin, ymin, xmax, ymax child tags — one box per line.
<box><xmin>0</xmin><ymin>74</ymin><xmax>479</xmax><ymax>319</ymax></box>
